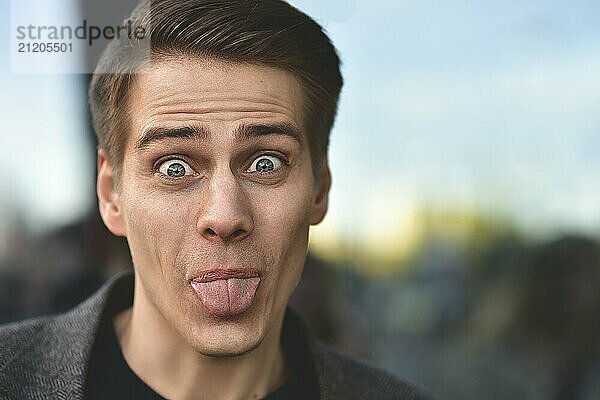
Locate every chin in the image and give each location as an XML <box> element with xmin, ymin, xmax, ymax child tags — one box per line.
<box><xmin>185</xmin><ymin>310</ymin><xmax>269</xmax><ymax>358</ymax></box>
<box><xmin>196</xmin><ymin>337</ymin><xmax>264</xmax><ymax>358</ymax></box>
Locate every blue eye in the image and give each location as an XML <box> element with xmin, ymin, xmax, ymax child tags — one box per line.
<box><xmin>158</xmin><ymin>159</ymin><xmax>195</xmax><ymax>178</ymax></box>
<box><xmin>247</xmin><ymin>155</ymin><xmax>283</xmax><ymax>173</ymax></box>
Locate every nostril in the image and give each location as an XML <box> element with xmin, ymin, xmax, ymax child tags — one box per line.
<box><xmin>205</xmin><ymin>228</ymin><xmax>217</xmax><ymax>237</ymax></box>
<box><xmin>231</xmin><ymin>229</ymin><xmax>246</xmax><ymax>240</ymax></box>
<box><xmin>201</xmin><ymin>227</ymin><xmax>249</xmax><ymax>240</ymax></box>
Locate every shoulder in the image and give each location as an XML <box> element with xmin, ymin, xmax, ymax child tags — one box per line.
<box><xmin>0</xmin><ymin>316</ymin><xmax>53</xmax><ymax>399</ymax></box>
<box><xmin>312</xmin><ymin>342</ymin><xmax>438</xmax><ymax>400</ymax></box>
<box><xmin>0</xmin><ymin>316</ymin><xmax>50</xmax><ymax>367</ymax></box>
<box><xmin>0</xmin><ymin>271</ymin><xmax>131</xmax><ymax>371</ymax></box>
<box><xmin>0</xmin><ymin>273</ymin><xmax>133</xmax><ymax>399</ymax></box>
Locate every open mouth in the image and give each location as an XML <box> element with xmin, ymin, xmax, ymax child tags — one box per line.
<box><xmin>190</xmin><ymin>269</ymin><xmax>261</xmax><ymax>318</ymax></box>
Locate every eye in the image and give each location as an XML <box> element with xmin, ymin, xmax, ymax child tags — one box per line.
<box><xmin>247</xmin><ymin>155</ymin><xmax>283</xmax><ymax>174</ymax></box>
<box><xmin>158</xmin><ymin>159</ymin><xmax>195</xmax><ymax>178</ymax></box>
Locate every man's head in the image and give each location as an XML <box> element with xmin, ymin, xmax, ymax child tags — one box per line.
<box><xmin>92</xmin><ymin>0</ymin><xmax>342</xmax><ymax>357</ymax></box>
<box><xmin>90</xmin><ymin>0</ymin><xmax>343</xmax><ymax>184</ymax></box>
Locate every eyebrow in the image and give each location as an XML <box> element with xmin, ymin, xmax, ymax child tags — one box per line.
<box><xmin>135</xmin><ymin>124</ymin><xmax>209</xmax><ymax>151</ymax></box>
<box><xmin>135</xmin><ymin>122</ymin><xmax>304</xmax><ymax>151</ymax></box>
<box><xmin>234</xmin><ymin>122</ymin><xmax>304</xmax><ymax>147</ymax></box>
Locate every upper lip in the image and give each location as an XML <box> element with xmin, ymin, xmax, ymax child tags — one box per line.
<box><xmin>190</xmin><ymin>268</ymin><xmax>261</xmax><ymax>283</ymax></box>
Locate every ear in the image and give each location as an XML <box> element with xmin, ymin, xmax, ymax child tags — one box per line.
<box><xmin>310</xmin><ymin>159</ymin><xmax>331</xmax><ymax>225</ymax></box>
<box><xmin>97</xmin><ymin>149</ymin><xmax>127</xmax><ymax>237</ymax></box>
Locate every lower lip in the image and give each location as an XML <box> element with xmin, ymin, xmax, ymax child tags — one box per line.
<box><xmin>190</xmin><ymin>272</ymin><xmax>261</xmax><ymax>318</ymax></box>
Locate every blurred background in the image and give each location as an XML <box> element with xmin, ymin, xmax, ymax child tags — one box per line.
<box><xmin>2</xmin><ymin>0</ymin><xmax>600</xmax><ymax>399</ymax></box>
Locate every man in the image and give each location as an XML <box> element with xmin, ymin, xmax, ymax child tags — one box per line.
<box><xmin>0</xmin><ymin>1</ymin><xmax>435</xmax><ymax>399</ymax></box>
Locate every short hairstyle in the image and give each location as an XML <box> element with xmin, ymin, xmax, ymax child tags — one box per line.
<box><xmin>89</xmin><ymin>0</ymin><xmax>343</xmax><ymax>183</ymax></box>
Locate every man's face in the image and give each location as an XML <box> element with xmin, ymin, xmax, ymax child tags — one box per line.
<box><xmin>97</xmin><ymin>58</ymin><xmax>329</xmax><ymax>356</ymax></box>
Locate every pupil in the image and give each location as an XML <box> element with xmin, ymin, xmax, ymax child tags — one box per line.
<box><xmin>256</xmin><ymin>158</ymin><xmax>274</xmax><ymax>172</ymax></box>
<box><xmin>167</xmin><ymin>163</ymin><xmax>185</xmax><ymax>177</ymax></box>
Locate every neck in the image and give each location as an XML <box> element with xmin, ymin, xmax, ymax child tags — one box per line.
<box><xmin>113</xmin><ymin>279</ymin><xmax>288</xmax><ymax>400</ymax></box>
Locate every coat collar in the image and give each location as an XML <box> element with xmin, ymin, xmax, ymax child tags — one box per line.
<box><xmin>0</xmin><ymin>272</ymin><xmax>126</xmax><ymax>399</ymax></box>
<box><xmin>0</xmin><ymin>272</ymin><xmax>333</xmax><ymax>399</ymax></box>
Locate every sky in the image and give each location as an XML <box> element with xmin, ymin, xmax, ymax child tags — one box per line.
<box><xmin>293</xmin><ymin>0</ymin><xmax>600</xmax><ymax>242</ymax></box>
<box><xmin>1</xmin><ymin>0</ymin><xmax>600</xmax><ymax>245</ymax></box>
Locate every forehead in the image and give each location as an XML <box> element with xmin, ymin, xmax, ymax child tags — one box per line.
<box><xmin>126</xmin><ymin>57</ymin><xmax>306</xmax><ymax>145</ymax></box>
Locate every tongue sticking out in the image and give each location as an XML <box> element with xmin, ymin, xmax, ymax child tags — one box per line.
<box><xmin>191</xmin><ymin>277</ymin><xmax>260</xmax><ymax>318</ymax></box>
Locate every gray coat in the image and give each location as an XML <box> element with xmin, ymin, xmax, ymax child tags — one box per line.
<box><xmin>0</xmin><ymin>274</ymin><xmax>436</xmax><ymax>399</ymax></box>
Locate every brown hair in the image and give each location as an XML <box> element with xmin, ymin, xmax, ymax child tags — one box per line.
<box><xmin>89</xmin><ymin>0</ymin><xmax>343</xmax><ymax>182</ymax></box>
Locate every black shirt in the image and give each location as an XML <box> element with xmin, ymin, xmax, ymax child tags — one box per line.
<box><xmin>84</xmin><ymin>276</ymin><xmax>320</xmax><ymax>399</ymax></box>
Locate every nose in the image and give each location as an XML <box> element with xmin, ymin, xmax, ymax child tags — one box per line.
<box><xmin>196</xmin><ymin>169</ymin><xmax>253</xmax><ymax>243</ymax></box>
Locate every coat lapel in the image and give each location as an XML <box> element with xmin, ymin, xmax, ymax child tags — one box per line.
<box><xmin>0</xmin><ymin>273</ymin><xmax>126</xmax><ymax>399</ymax></box>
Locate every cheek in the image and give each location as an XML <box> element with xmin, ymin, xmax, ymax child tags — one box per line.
<box><xmin>121</xmin><ymin>188</ymin><xmax>192</xmax><ymax>279</ymax></box>
<box><xmin>255</xmin><ymin>178</ymin><xmax>312</xmax><ymax>237</ymax></box>
<box><xmin>251</xmin><ymin>181</ymin><xmax>313</xmax><ymax>282</ymax></box>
